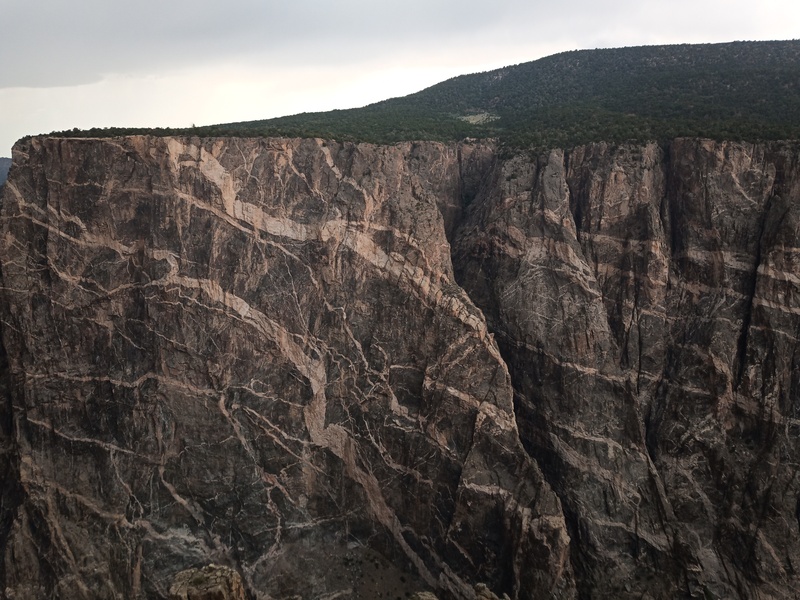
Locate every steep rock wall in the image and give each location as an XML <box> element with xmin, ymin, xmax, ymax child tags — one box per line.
<box><xmin>0</xmin><ymin>136</ymin><xmax>799</xmax><ymax>599</ymax></box>
<box><xmin>0</xmin><ymin>137</ymin><xmax>570</xmax><ymax>600</ymax></box>
<box><xmin>454</xmin><ymin>140</ymin><xmax>800</xmax><ymax>598</ymax></box>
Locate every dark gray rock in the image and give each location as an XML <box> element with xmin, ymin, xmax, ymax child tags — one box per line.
<box><xmin>1</xmin><ymin>136</ymin><xmax>799</xmax><ymax>599</ymax></box>
<box><xmin>453</xmin><ymin>139</ymin><xmax>800</xmax><ymax>599</ymax></box>
<box><xmin>0</xmin><ymin>136</ymin><xmax>570</xmax><ymax>600</ymax></box>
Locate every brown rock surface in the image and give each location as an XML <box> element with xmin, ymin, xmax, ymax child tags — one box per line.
<box><xmin>0</xmin><ymin>137</ymin><xmax>570</xmax><ymax>600</ymax></box>
<box><xmin>169</xmin><ymin>564</ymin><xmax>245</xmax><ymax>600</ymax></box>
<box><xmin>0</xmin><ymin>136</ymin><xmax>799</xmax><ymax>599</ymax></box>
<box><xmin>453</xmin><ymin>139</ymin><xmax>800</xmax><ymax>598</ymax></box>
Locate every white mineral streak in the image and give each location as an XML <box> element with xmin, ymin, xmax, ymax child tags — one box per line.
<box><xmin>165</xmin><ymin>138</ymin><xmax>515</xmax><ymax>590</ymax></box>
<box><xmin>161</xmin><ymin>138</ymin><xmax>503</xmax><ymax>368</ymax></box>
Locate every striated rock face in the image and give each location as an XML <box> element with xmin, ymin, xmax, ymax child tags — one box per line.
<box><xmin>453</xmin><ymin>140</ymin><xmax>800</xmax><ymax>598</ymax></box>
<box><xmin>0</xmin><ymin>137</ymin><xmax>569</xmax><ymax>600</ymax></box>
<box><xmin>0</xmin><ymin>136</ymin><xmax>799</xmax><ymax>599</ymax></box>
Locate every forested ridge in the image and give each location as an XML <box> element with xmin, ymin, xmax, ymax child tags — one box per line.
<box><xmin>48</xmin><ymin>40</ymin><xmax>800</xmax><ymax>150</ymax></box>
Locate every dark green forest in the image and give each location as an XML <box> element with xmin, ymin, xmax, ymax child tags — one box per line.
<box><xmin>49</xmin><ymin>40</ymin><xmax>800</xmax><ymax>150</ymax></box>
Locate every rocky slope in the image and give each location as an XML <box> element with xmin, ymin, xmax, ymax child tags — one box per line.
<box><xmin>0</xmin><ymin>136</ymin><xmax>799</xmax><ymax>599</ymax></box>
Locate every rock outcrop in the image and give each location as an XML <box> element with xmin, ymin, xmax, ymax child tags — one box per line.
<box><xmin>0</xmin><ymin>136</ymin><xmax>798</xmax><ymax>599</ymax></box>
<box><xmin>169</xmin><ymin>565</ymin><xmax>245</xmax><ymax>600</ymax></box>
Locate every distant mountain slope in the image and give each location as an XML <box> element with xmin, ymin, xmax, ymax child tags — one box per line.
<box><xmin>0</xmin><ymin>158</ymin><xmax>10</xmax><ymax>186</ymax></box>
<box><xmin>51</xmin><ymin>40</ymin><xmax>800</xmax><ymax>149</ymax></box>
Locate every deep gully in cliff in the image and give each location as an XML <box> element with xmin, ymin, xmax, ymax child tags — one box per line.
<box><xmin>448</xmin><ymin>142</ymin><xmax>683</xmax><ymax>598</ymax></box>
<box><xmin>0</xmin><ymin>240</ymin><xmax>24</xmax><ymax>597</ymax></box>
<box><xmin>0</xmin><ymin>324</ymin><xmax>18</xmax><ymax>593</ymax></box>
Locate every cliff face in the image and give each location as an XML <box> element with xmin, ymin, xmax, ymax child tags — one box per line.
<box><xmin>0</xmin><ymin>137</ymin><xmax>571</xmax><ymax>600</ymax></box>
<box><xmin>454</xmin><ymin>140</ymin><xmax>800</xmax><ymax>598</ymax></box>
<box><xmin>0</xmin><ymin>136</ymin><xmax>799</xmax><ymax>599</ymax></box>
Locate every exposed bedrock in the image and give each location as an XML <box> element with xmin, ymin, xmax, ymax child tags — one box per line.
<box><xmin>453</xmin><ymin>139</ymin><xmax>800</xmax><ymax>599</ymax></box>
<box><xmin>0</xmin><ymin>137</ymin><xmax>570</xmax><ymax>600</ymax></box>
<box><xmin>0</xmin><ymin>136</ymin><xmax>799</xmax><ymax>599</ymax></box>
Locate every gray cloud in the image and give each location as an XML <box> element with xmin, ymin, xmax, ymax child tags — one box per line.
<box><xmin>5</xmin><ymin>0</ymin><xmax>796</xmax><ymax>88</ymax></box>
<box><xmin>2</xmin><ymin>0</ymin><xmax>654</xmax><ymax>88</ymax></box>
<box><xmin>5</xmin><ymin>1</ymin><xmax>455</xmax><ymax>86</ymax></box>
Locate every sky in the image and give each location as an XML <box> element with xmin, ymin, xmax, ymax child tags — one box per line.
<box><xmin>1</xmin><ymin>0</ymin><xmax>799</xmax><ymax>156</ymax></box>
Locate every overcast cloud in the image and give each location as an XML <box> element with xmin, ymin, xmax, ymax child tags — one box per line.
<box><xmin>1</xmin><ymin>0</ymin><xmax>798</xmax><ymax>154</ymax></box>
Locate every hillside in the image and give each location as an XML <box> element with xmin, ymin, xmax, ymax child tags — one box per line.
<box><xmin>50</xmin><ymin>40</ymin><xmax>800</xmax><ymax>149</ymax></box>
